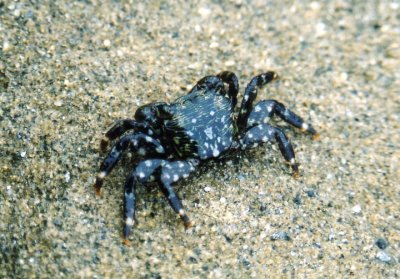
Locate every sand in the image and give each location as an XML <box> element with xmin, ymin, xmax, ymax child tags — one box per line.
<box><xmin>1</xmin><ymin>1</ymin><xmax>399</xmax><ymax>278</ymax></box>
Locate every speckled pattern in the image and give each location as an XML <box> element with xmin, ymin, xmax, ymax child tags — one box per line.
<box><xmin>1</xmin><ymin>1</ymin><xmax>399</xmax><ymax>278</ymax></box>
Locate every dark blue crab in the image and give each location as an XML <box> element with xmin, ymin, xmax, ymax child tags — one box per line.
<box><xmin>95</xmin><ymin>71</ymin><xmax>318</xmax><ymax>243</ymax></box>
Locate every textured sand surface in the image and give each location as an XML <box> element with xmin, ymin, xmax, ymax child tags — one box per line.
<box><xmin>1</xmin><ymin>1</ymin><xmax>399</xmax><ymax>278</ymax></box>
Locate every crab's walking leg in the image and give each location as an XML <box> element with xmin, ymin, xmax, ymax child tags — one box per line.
<box><xmin>94</xmin><ymin>133</ymin><xmax>165</xmax><ymax>195</ymax></box>
<box><xmin>158</xmin><ymin>160</ymin><xmax>198</xmax><ymax>228</ymax></box>
<box><xmin>217</xmin><ymin>71</ymin><xmax>239</xmax><ymax>107</ymax></box>
<box><xmin>123</xmin><ymin>159</ymin><xmax>164</xmax><ymax>243</ymax></box>
<box><xmin>100</xmin><ymin>120</ymin><xmax>154</xmax><ymax>151</ymax></box>
<box><xmin>237</xmin><ymin>72</ymin><xmax>278</xmax><ymax>132</ymax></box>
<box><xmin>247</xmin><ymin>100</ymin><xmax>319</xmax><ymax>138</ymax></box>
<box><xmin>240</xmin><ymin>124</ymin><xmax>299</xmax><ymax>177</ymax></box>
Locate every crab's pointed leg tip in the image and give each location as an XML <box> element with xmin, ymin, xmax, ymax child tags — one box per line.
<box><xmin>94</xmin><ymin>186</ymin><xmax>102</xmax><ymax>197</ymax></box>
<box><xmin>312</xmin><ymin>133</ymin><xmax>321</xmax><ymax>141</ymax></box>
<box><xmin>185</xmin><ymin>220</ymin><xmax>194</xmax><ymax>230</ymax></box>
<box><xmin>123</xmin><ymin>238</ymin><xmax>131</xmax><ymax>246</ymax></box>
<box><xmin>94</xmin><ymin>172</ymin><xmax>106</xmax><ymax>196</ymax></box>
<box><xmin>293</xmin><ymin>171</ymin><xmax>299</xmax><ymax>179</ymax></box>
<box><xmin>100</xmin><ymin>138</ymin><xmax>110</xmax><ymax>152</ymax></box>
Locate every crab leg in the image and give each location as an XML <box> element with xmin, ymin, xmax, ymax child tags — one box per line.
<box><xmin>217</xmin><ymin>71</ymin><xmax>239</xmax><ymax>108</ymax></box>
<box><xmin>94</xmin><ymin>133</ymin><xmax>165</xmax><ymax>195</ymax></box>
<box><xmin>158</xmin><ymin>160</ymin><xmax>198</xmax><ymax>228</ymax></box>
<box><xmin>247</xmin><ymin>100</ymin><xmax>319</xmax><ymax>138</ymax></box>
<box><xmin>122</xmin><ymin>159</ymin><xmax>197</xmax><ymax>242</ymax></box>
<box><xmin>240</xmin><ymin>123</ymin><xmax>299</xmax><ymax>177</ymax></box>
<box><xmin>100</xmin><ymin>120</ymin><xmax>154</xmax><ymax>151</ymax></box>
<box><xmin>237</xmin><ymin>72</ymin><xmax>278</xmax><ymax>132</ymax></box>
<box><xmin>123</xmin><ymin>159</ymin><xmax>164</xmax><ymax>243</ymax></box>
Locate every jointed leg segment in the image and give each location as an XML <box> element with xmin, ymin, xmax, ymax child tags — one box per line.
<box><xmin>121</xmin><ymin>159</ymin><xmax>197</xmax><ymax>241</ymax></box>
<box><xmin>237</xmin><ymin>71</ymin><xmax>278</xmax><ymax>132</ymax></box>
<box><xmin>217</xmin><ymin>71</ymin><xmax>239</xmax><ymax>108</ymax></box>
<box><xmin>94</xmin><ymin>133</ymin><xmax>165</xmax><ymax>195</ymax></box>
<box><xmin>247</xmin><ymin>100</ymin><xmax>318</xmax><ymax>137</ymax></box>
<box><xmin>240</xmin><ymin>123</ymin><xmax>299</xmax><ymax>176</ymax></box>
<box><xmin>100</xmin><ymin>120</ymin><xmax>155</xmax><ymax>152</ymax></box>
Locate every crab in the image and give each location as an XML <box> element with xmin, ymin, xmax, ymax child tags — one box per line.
<box><xmin>94</xmin><ymin>71</ymin><xmax>318</xmax><ymax>244</ymax></box>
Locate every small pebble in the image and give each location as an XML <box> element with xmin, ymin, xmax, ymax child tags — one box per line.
<box><xmin>352</xmin><ymin>204</ymin><xmax>361</xmax><ymax>214</ymax></box>
<box><xmin>103</xmin><ymin>39</ymin><xmax>111</xmax><ymax>48</ymax></box>
<box><xmin>204</xmin><ymin>186</ymin><xmax>211</xmax><ymax>192</ymax></box>
<box><xmin>375</xmin><ymin>238</ymin><xmax>388</xmax><ymax>250</ymax></box>
<box><xmin>293</xmin><ymin>194</ymin><xmax>301</xmax><ymax>205</ymax></box>
<box><xmin>376</xmin><ymin>251</ymin><xmax>391</xmax><ymax>263</ymax></box>
<box><xmin>65</xmin><ymin>171</ymin><xmax>71</xmax><ymax>183</ymax></box>
<box><xmin>271</xmin><ymin>231</ymin><xmax>291</xmax><ymax>241</ymax></box>
<box><xmin>306</xmin><ymin>190</ymin><xmax>316</xmax><ymax>197</ymax></box>
<box><xmin>237</xmin><ymin>174</ymin><xmax>245</xmax><ymax>181</ymax></box>
<box><xmin>54</xmin><ymin>100</ymin><xmax>63</xmax><ymax>107</ymax></box>
<box><xmin>198</xmin><ymin>6</ymin><xmax>211</xmax><ymax>17</ymax></box>
<box><xmin>3</xmin><ymin>41</ymin><xmax>11</xmax><ymax>52</ymax></box>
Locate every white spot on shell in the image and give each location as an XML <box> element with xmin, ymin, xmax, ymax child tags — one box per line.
<box><xmin>145</xmin><ymin>136</ymin><xmax>153</xmax><ymax>142</ymax></box>
<box><xmin>192</xmin><ymin>118</ymin><xmax>197</xmax><ymax>123</ymax></box>
<box><xmin>139</xmin><ymin>172</ymin><xmax>145</xmax><ymax>178</ymax></box>
<box><xmin>210</xmin><ymin>111</ymin><xmax>215</xmax><ymax>116</ymax></box>
<box><xmin>173</xmin><ymin>175</ymin><xmax>179</xmax><ymax>182</ymax></box>
<box><xmin>213</xmin><ymin>149</ymin><xmax>220</xmax><ymax>157</ymax></box>
<box><xmin>178</xmin><ymin>162</ymin><xmax>184</xmax><ymax>168</ymax></box>
<box><xmin>145</xmin><ymin>161</ymin><xmax>152</xmax><ymax>167</ymax></box>
<box><xmin>262</xmin><ymin>136</ymin><xmax>268</xmax><ymax>142</ymax></box>
<box><xmin>302</xmin><ymin>123</ymin><xmax>309</xmax><ymax>131</ymax></box>
<box><xmin>255</xmin><ymin>105</ymin><xmax>261</xmax><ymax>112</ymax></box>
<box><xmin>204</xmin><ymin>127</ymin><xmax>214</xmax><ymax>139</ymax></box>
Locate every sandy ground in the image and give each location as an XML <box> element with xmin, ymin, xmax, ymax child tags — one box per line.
<box><xmin>1</xmin><ymin>0</ymin><xmax>399</xmax><ymax>278</ymax></box>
